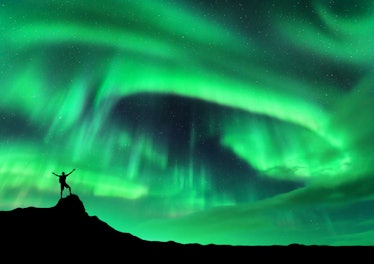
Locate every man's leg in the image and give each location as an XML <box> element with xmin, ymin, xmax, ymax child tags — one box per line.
<box><xmin>66</xmin><ymin>184</ymin><xmax>71</xmax><ymax>195</ymax></box>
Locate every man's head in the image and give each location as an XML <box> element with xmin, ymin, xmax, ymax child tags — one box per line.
<box><xmin>62</xmin><ymin>172</ymin><xmax>66</xmax><ymax>176</ymax></box>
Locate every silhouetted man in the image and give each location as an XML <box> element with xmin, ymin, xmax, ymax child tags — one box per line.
<box><xmin>52</xmin><ymin>168</ymin><xmax>75</xmax><ymax>198</ymax></box>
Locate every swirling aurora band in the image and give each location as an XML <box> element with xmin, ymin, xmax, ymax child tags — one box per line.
<box><xmin>1</xmin><ymin>0</ymin><xmax>374</xmax><ymax>246</ymax></box>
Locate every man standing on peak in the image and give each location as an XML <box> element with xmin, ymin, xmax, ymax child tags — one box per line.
<box><xmin>52</xmin><ymin>168</ymin><xmax>75</xmax><ymax>198</ymax></box>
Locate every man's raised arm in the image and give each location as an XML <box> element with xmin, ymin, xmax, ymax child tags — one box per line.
<box><xmin>67</xmin><ymin>168</ymin><xmax>76</xmax><ymax>176</ymax></box>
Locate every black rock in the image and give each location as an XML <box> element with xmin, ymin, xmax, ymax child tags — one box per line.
<box><xmin>0</xmin><ymin>194</ymin><xmax>370</xmax><ymax>261</ymax></box>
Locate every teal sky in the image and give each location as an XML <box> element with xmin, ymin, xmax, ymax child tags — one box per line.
<box><xmin>1</xmin><ymin>0</ymin><xmax>374</xmax><ymax>246</ymax></box>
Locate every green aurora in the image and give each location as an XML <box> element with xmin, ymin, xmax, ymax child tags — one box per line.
<box><xmin>1</xmin><ymin>0</ymin><xmax>374</xmax><ymax>246</ymax></box>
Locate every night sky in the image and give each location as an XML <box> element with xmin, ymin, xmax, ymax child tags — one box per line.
<box><xmin>1</xmin><ymin>0</ymin><xmax>374</xmax><ymax>246</ymax></box>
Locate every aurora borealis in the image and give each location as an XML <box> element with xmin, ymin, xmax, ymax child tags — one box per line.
<box><xmin>1</xmin><ymin>0</ymin><xmax>374</xmax><ymax>246</ymax></box>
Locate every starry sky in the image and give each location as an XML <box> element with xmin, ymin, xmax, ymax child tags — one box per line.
<box><xmin>1</xmin><ymin>0</ymin><xmax>374</xmax><ymax>246</ymax></box>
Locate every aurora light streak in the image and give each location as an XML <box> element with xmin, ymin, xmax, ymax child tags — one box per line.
<box><xmin>1</xmin><ymin>0</ymin><xmax>374</xmax><ymax>246</ymax></box>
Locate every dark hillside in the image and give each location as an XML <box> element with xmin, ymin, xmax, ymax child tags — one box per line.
<box><xmin>0</xmin><ymin>194</ymin><xmax>369</xmax><ymax>261</ymax></box>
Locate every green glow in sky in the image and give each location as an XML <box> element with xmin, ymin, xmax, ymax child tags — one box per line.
<box><xmin>1</xmin><ymin>0</ymin><xmax>374</xmax><ymax>246</ymax></box>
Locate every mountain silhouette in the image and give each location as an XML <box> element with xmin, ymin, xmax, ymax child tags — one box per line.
<box><xmin>0</xmin><ymin>194</ymin><xmax>369</xmax><ymax>260</ymax></box>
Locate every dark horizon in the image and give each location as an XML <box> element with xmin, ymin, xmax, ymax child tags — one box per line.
<box><xmin>2</xmin><ymin>194</ymin><xmax>371</xmax><ymax>260</ymax></box>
